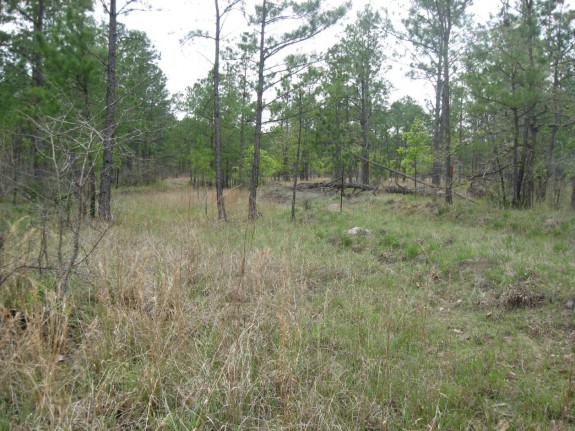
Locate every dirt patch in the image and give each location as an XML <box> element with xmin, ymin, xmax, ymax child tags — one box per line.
<box><xmin>457</xmin><ymin>257</ymin><xmax>493</xmax><ymax>272</ymax></box>
<box><xmin>376</xmin><ymin>250</ymin><xmax>404</xmax><ymax>264</ymax></box>
<box><xmin>262</xmin><ymin>187</ymin><xmax>292</xmax><ymax>203</ymax></box>
<box><xmin>304</xmin><ymin>266</ymin><xmax>352</xmax><ymax>290</ymax></box>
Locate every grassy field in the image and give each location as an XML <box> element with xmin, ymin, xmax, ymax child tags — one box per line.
<box><xmin>1</xmin><ymin>179</ymin><xmax>574</xmax><ymax>430</ymax></box>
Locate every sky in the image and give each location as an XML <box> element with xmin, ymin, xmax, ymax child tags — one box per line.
<box><xmin>112</xmin><ymin>0</ymin><xmax>519</xmax><ymax>106</ymax></box>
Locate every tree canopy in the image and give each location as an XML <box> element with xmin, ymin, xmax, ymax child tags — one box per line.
<box><xmin>1</xmin><ymin>0</ymin><xmax>575</xmax><ymax>215</ymax></box>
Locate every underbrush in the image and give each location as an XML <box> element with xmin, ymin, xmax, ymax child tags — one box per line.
<box><xmin>1</xmin><ymin>183</ymin><xmax>574</xmax><ymax>430</ymax></box>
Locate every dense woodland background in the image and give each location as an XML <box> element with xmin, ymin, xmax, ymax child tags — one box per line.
<box><xmin>1</xmin><ymin>0</ymin><xmax>574</xmax><ymax>222</ymax></box>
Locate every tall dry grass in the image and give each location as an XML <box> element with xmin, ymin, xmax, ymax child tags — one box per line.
<box><xmin>2</xmin><ymin>186</ymin><xmax>351</xmax><ymax>429</ymax></box>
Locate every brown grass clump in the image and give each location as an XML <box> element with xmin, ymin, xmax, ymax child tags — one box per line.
<box><xmin>498</xmin><ymin>287</ymin><xmax>547</xmax><ymax>309</ymax></box>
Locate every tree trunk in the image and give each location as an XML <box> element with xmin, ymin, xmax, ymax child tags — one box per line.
<box><xmin>334</xmin><ymin>111</ymin><xmax>342</xmax><ymax>180</ymax></box>
<box><xmin>432</xmin><ymin>59</ymin><xmax>442</xmax><ymax>186</ymax></box>
<box><xmin>513</xmin><ymin>1</ymin><xmax>537</xmax><ymax>209</ymax></box>
<box><xmin>238</xmin><ymin>40</ymin><xmax>251</xmax><ymax>189</ymax></box>
<box><xmin>12</xmin><ymin>132</ymin><xmax>22</xmax><ymax>204</ymax></box>
<box><xmin>548</xmin><ymin>67</ymin><xmax>560</xmax><ymax>207</ymax></box>
<box><xmin>238</xmin><ymin>95</ymin><xmax>246</xmax><ymax>188</ymax></box>
<box><xmin>248</xmin><ymin>0</ymin><xmax>267</xmax><ymax>220</ymax></box>
<box><xmin>518</xmin><ymin>116</ymin><xmax>536</xmax><ymax>208</ymax></box>
<box><xmin>511</xmin><ymin>105</ymin><xmax>521</xmax><ymax>207</ymax></box>
<box><xmin>214</xmin><ymin>0</ymin><xmax>227</xmax><ymax>221</ymax></box>
<box><xmin>32</xmin><ymin>0</ymin><xmax>45</xmax><ymax>180</ymax></box>
<box><xmin>283</xmin><ymin>120</ymin><xmax>291</xmax><ymax>181</ymax></box>
<box><xmin>413</xmin><ymin>160</ymin><xmax>417</xmax><ymax>190</ymax></box>
<box><xmin>522</xmin><ymin>0</ymin><xmax>537</xmax><ymax>208</ymax></box>
<box><xmin>89</xmin><ymin>151</ymin><xmax>96</xmax><ymax>218</ymax></box>
<box><xmin>291</xmin><ymin>90</ymin><xmax>304</xmax><ymax>221</ymax></box>
<box><xmin>99</xmin><ymin>0</ymin><xmax>117</xmax><ymax>221</ymax></box>
<box><xmin>360</xmin><ymin>77</ymin><xmax>369</xmax><ymax>185</ymax></box>
<box><xmin>80</xmin><ymin>79</ymin><xmax>96</xmax><ymax>218</ymax></box>
<box><xmin>301</xmin><ymin>148</ymin><xmax>310</xmax><ymax>180</ymax></box>
<box><xmin>442</xmin><ymin>9</ymin><xmax>452</xmax><ymax>205</ymax></box>
<box><xmin>493</xmin><ymin>144</ymin><xmax>507</xmax><ymax>208</ymax></box>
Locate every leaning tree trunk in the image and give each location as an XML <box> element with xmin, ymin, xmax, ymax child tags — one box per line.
<box><xmin>99</xmin><ymin>0</ymin><xmax>117</xmax><ymax>221</ymax></box>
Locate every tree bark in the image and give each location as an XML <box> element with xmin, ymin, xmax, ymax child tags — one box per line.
<box><xmin>291</xmin><ymin>90</ymin><xmax>304</xmax><ymax>221</ymax></box>
<box><xmin>511</xmin><ymin>105</ymin><xmax>521</xmax><ymax>206</ymax></box>
<box><xmin>214</xmin><ymin>0</ymin><xmax>227</xmax><ymax>221</ymax></box>
<box><xmin>432</xmin><ymin>59</ymin><xmax>442</xmax><ymax>186</ymax></box>
<box><xmin>522</xmin><ymin>0</ymin><xmax>537</xmax><ymax>209</ymax></box>
<box><xmin>12</xmin><ymin>132</ymin><xmax>22</xmax><ymax>204</ymax></box>
<box><xmin>441</xmin><ymin>3</ymin><xmax>452</xmax><ymax>205</ymax></box>
<box><xmin>548</xmin><ymin>63</ymin><xmax>560</xmax><ymax>208</ymax></box>
<box><xmin>360</xmin><ymin>76</ymin><xmax>369</xmax><ymax>185</ymax></box>
<box><xmin>512</xmin><ymin>0</ymin><xmax>537</xmax><ymax>208</ymax></box>
<box><xmin>238</xmin><ymin>66</ymin><xmax>248</xmax><ymax>189</ymax></box>
<box><xmin>99</xmin><ymin>0</ymin><xmax>117</xmax><ymax>221</ymax></box>
<box><xmin>516</xmin><ymin>115</ymin><xmax>536</xmax><ymax>208</ymax></box>
<box><xmin>80</xmin><ymin>75</ymin><xmax>96</xmax><ymax>218</ymax></box>
<box><xmin>248</xmin><ymin>0</ymin><xmax>267</xmax><ymax>220</ymax></box>
<box><xmin>334</xmin><ymin>101</ymin><xmax>342</xmax><ymax>180</ymax></box>
<box><xmin>32</xmin><ymin>0</ymin><xmax>45</xmax><ymax>180</ymax></box>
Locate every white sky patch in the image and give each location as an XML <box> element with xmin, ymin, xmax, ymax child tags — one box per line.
<box><xmin>114</xmin><ymin>0</ymin><xmax>530</xmax><ymax>106</ymax></box>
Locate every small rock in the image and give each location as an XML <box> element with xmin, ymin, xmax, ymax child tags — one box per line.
<box><xmin>544</xmin><ymin>218</ymin><xmax>561</xmax><ymax>228</ymax></box>
<box><xmin>497</xmin><ymin>419</ymin><xmax>510</xmax><ymax>431</ymax></box>
<box><xmin>565</xmin><ymin>299</ymin><xmax>574</xmax><ymax>310</ymax></box>
<box><xmin>347</xmin><ymin>226</ymin><xmax>372</xmax><ymax>236</ymax></box>
<box><xmin>327</xmin><ymin>203</ymin><xmax>340</xmax><ymax>211</ymax></box>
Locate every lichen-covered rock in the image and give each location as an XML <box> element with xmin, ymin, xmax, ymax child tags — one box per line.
<box><xmin>347</xmin><ymin>227</ymin><xmax>372</xmax><ymax>236</ymax></box>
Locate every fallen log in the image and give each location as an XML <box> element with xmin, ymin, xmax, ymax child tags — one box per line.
<box><xmin>382</xmin><ymin>184</ymin><xmax>436</xmax><ymax>196</ymax></box>
<box><xmin>353</xmin><ymin>155</ymin><xmax>477</xmax><ymax>203</ymax></box>
<box><xmin>295</xmin><ymin>181</ymin><xmax>379</xmax><ymax>192</ymax></box>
